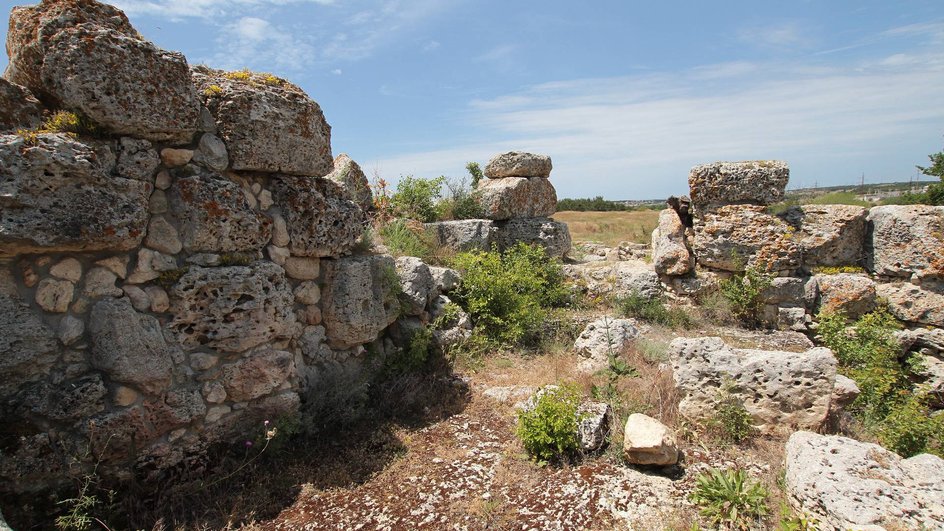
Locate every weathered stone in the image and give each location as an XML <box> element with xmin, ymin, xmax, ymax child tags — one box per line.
<box><xmin>258</xmin><ymin>189</ymin><xmax>273</xmax><ymax>211</ymax></box>
<box><xmin>494</xmin><ymin>217</ymin><xmax>572</xmax><ymax>258</ymax></box>
<box><xmin>670</xmin><ymin>337</ymin><xmax>836</xmax><ymax>433</ymax></box>
<box><xmin>143</xmin><ymin>389</ymin><xmax>206</xmax><ymax>434</ymax></box>
<box><xmin>189</xmin><ymin>352</ymin><xmax>218</xmax><ymax>371</ymax></box>
<box><xmin>222</xmin><ymin>350</ymin><xmax>295</xmax><ymax>402</ymax></box>
<box><xmin>425</xmin><ymin>219</ymin><xmax>497</xmax><ymax>252</ymax></box>
<box><xmin>429</xmin><ymin>295</ymin><xmax>473</xmax><ymax>349</ymax></box>
<box><xmin>476</xmin><ymin>177</ymin><xmax>557</xmax><ymax>220</ymax></box>
<box><xmin>192</xmin><ymin>66</ymin><xmax>331</xmax><ymax>176</ymax></box>
<box><xmin>125</xmin><ymin>248</ymin><xmax>177</xmax><ymax>284</ymax></box>
<box><xmin>322</xmin><ymin>255</ymin><xmax>401</xmax><ymax>348</ymax></box>
<box><xmin>762</xmin><ymin>276</ymin><xmax>806</xmax><ymax>306</ymax></box>
<box><xmin>688</xmin><ymin>160</ymin><xmax>788</xmax><ymax>209</ymax></box>
<box><xmin>623</xmin><ymin>413</ymin><xmax>679</xmax><ymax>466</ymax></box>
<box><xmin>564</xmin><ymin>261</ymin><xmax>663</xmax><ymax>300</ymax></box>
<box><xmin>693</xmin><ymin>205</ymin><xmax>800</xmax><ymax>272</ymax></box>
<box><xmin>205</xmin><ymin>404</ymin><xmax>230</xmax><ymax>422</ymax></box>
<box><xmin>17</xmin><ymin>375</ymin><xmax>106</xmax><ymax>421</ymax></box>
<box><xmin>831</xmin><ymin>374</ymin><xmax>860</xmax><ymax>410</ymax></box>
<box><xmin>396</xmin><ymin>256</ymin><xmax>434</xmax><ymax>316</ymax></box>
<box><xmin>145</xmin><ymin>286</ymin><xmax>169</xmax><ymax>313</ymax></box>
<box><xmin>577</xmin><ymin>402</ymin><xmax>611</xmax><ymax>452</ymax></box>
<box><xmin>95</xmin><ymin>256</ymin><xmax>128</xmax><ymax>279</ymax></box>
<box><xmin>160</xmin><ymin>148</ymin><xmax>193</xmax><ymax>167</ymax></box>
<box><xmin>779</xmin><ymin>205</ymin><xmax>867</xmax><ymax>267</ymax></box>
<box><xmin>270</xmin><ymin>175</ymin><xmax>364</xmax><ymax>257</ymax></box>
<box><xmin>122</xmin><ymin>285</ymin><xmax>150</xmax><ymax>311</ymax></box>
<box><xmin>154</xmin><ymin>170</ymin><xmax>172</xmax><ymax>190</ymax></box>
<box><xmin>896</xmin><ymin>327</ymin><xmax>944</xmax><ymax>355</ymax></box>
<box><xmin>169</xmin><ymin>171</ymin><xmax>271</xmax><ymax>253</ymax></box>
<box><xmin>484</xmin><ymin>151</ymin><xmax>552</xmax><ymax>179</ymax></box>
<box><xmin>145</xmin><ymin>216</ymin><xmax>183</xmax><ymax>255</ymax></box>
<box><xmin>49</xmin><ymin>258</ymin><xmax>82</xmax><ymax>282</ymax></box>
<box><xmin>87</xmin><ymin>406</ymin><xmax>158</xmax><ymax>462</ymax></box>
<box><xmin>116</xmin><ymin>138</ymin><xmax>159</xmax><ymax>181</ymax></box>
<box><xmin>271</xmin><ymin>213</ymin><xmax>290</xmax><ymax>247</ymax></box>
<box><xmin>867</xmin><ymin>205</ymin><xmax>944</xmax><ymax>279</ymax></box>
<box><xmin>917</xmin><ymin>354</ymin><xmax>944</xmax><ymax>405</ymax></box>
<box><xmin>5</xmin><ymin>0</ymin><xmax>200</xmax><ymax>143</ymax></box>
<box><xmin>812</xmin><ymin>273</ymin><xmax>876</xmax><ymax>319</ymax></box>
<box><xmin>0</xmin><ymin>134</ymin><xmax>149</xmax><ymax>256</ymax></box>
<box><xmin>283</xmin><ymin>256</ymin><xmax>320</xmax><ymax>280</ymax></box>
<box><xmin>113</xmin><ymin>385</ymin><xmax>138</xmax><ymax>407</ymax></box>
<box><xmin>574</xmin><ymin>317</ymin><xmax>643</xmax><ymax>373</ymax></box>
<box><xmin>876</xmin><ymin>281</ymin><xmax>944</xmax><ymax>327</ymax></box>
<box><xmin>777</xmin><ymin>307</ymin><xmax>808</xmax><ymax>332</ymax></box>
<box><xmin>785</xmin><ymin>431</ymin><xmax>944</xmax><ymax>531</ymax></box>
<box><xmin>168</xmin><ymin>263</ymin><xmax>297</xmax><ymax>353</ymax></box>
<box><xmin>0</xmin><ymin>77</ymin><xmax>42</xmax><ymax>132</ymax></box>
<box><xmin>35</xmin><ymin>278</ymin><xmax>74</xmax><ymax>312</ymax></box>
<box><xmin>191</xmin><ymin>133</ymin><xmax>228</xmax><ymax>172</ymax></box>
<box><xmin>325</xmin><ymin>153</ymin><xmax>372</xmax><ymax>210</ymax></box>
<box><xmin>267</xmin><ymin>245</ymin><xmax>290</xmax><ymax>266</ymax></box>
<box><xmin>82</xmin><ymin>267</ymin><xmax>122</xmax><ymax>298</ymax></box>
<box><xmin>430</xmin><ymin>266</ymin><xmax>461</xmax><ymax>295</ymax></box>
<box><xmin>294</xmin><ymin>281</ymin><xmax>321</xmax><ymax>305</ymax></box>
<box><xmin>58</xmin><ymin>315</ymin><xmax>85</xmax><ymax>345</ymax></box>
<box><xmin>203</xmin><ymin>382</ymin><xmax>226</xmax><ymax>404</ymax></box>
<box><xmin>149</xmin><ymin>189</ymin><xmax>168</xmax><ymax>214</ymax></box>
<box><xmin>651</xmin><ymin>209</ymin><xmax>693</xmax><ymax>276</ymax></box>
<box><xmin>88</xmin><ymin>297</ymin><xmax>176</xmax><ymax>394</ymax></box>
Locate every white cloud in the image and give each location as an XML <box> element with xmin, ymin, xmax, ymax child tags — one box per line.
<box><xmin>738</xmin><ymin>21</ymin><xmax>812</xmax><ymax>49</ymax></box>
<box><xmin>423</xmin><ymin>40</ymin><xmax>441</xmax><ymax>52</ymax></box>
<box><xmin>332</xmin><ymin>68</ymin><xmax>343</xmax><ymax>75</ymax></box>
<box><xmin>209</xmin><ymin>16</ymin><xmax>318</xmax><ymax>72</ymax></box>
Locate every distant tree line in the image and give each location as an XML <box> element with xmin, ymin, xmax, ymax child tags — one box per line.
<box><xmin>557</xmin><ymin>196</ymin><xmax>633</xmax><ymax>211</ymax></box>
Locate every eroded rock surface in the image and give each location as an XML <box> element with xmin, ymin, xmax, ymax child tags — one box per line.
<box><xmin>623</xmin><ymin>413</ymin><xmax>679</xmax><ymax>466</ymax></box>
<box><xmin>0</xmin><ymin>291</ymin><xmax>59</xmax><ymax>396</ymax></box>
<box><xmin>322</xmin><ymin>255</ymin><xmax>400</xmax><ymax>349</ymax></box>
<box><xmin>0</xmin><ymin>78</ymin><xmax>42</xmax><ymax>131</ymax></box>
<box><xmin>425</xmin><ymin>219</ymin><xmax>497</xmax><ymax>251</ymax></box>
<box><xmin>812</xmin><ymin>273</ymin><xmax>877</xmax><ymax>319</ymax></box>
<box><xmin>651</xmin><ymin>209</ymin><xmax>693</xmax><ymax>276</ymax></box>
<box><xmin>494</xmin><ymin>217</ymin><xmax>571</xmax><ymax>258</ymax></box>
<box><xmin>476</xmin><ymin>177</ymin><xmax>557</xmax><ymax>220</ymax></box>
<box><xmin>779</xmin><ymin>204</ymin><xmax>867</xmax><ymax>267</ymax></box>
<box><xmin>693</xmin><ymin>205</ymin><xmax>800</xmax><ymax>272</ymax></box>
<box><xmin>574</xmin><ymin>317</ymin><xmax>643</xmax><ymax>373</ymax></box>
<box><xmin>876</xmin><ymin>281</ymin><xmax>944</xmax><ymax>327</ymax></box>
<box><xmin>325</xmin><ymin>153</ymin><xmax>372</xmax><ymax>210</ymax></box>
<box><xmin>271</xmin><ymin>176</ymin><xmax>365</xmax><ymax>257</ymax></box>
<box><xmin>689</xmin><ymin>160</ymin><xmax>788</xmax><ymax>209</ymax></box>
<box><xmin>484</xmin><ymin>151</ymin><xmax>552</xmax><ymax>179</ymax></box>
<box><xmin>868</xmin><ymin>205</ymin><xmax>944</xmax><ymax>279</ymax></box>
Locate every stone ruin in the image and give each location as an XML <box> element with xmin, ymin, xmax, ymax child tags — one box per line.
<box><xmin>425</xmin><ymin>151</ymin><xmax>572</xmax><ymax>258</ymax></box>
<box><xmin>0</xmin><ymin>0</ymin><xmax>475</xmax><ymax>494</ymax></box>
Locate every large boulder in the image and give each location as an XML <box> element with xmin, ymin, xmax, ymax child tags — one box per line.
<box><xmin>623</xmin><ymin>413</ymin><xmax>679</xmax><ymax>466</ymax></box>
<box><xmin>424</xmin><ymin>219</ymin><xmax>497</xmax><ymax>251</ymax></box>
<box><xmin>270</xmin><ymin>175</ymin><xmax>365</xmax><ymax>257</ymax></box>
<box><xmin>5</xmin><ymin>0</ymin><xmax>200</xmax><ymax>143</ymax></box>
<box><xmin>651</xmin><ymin>209</ymin><xmax>693</xmax><ymax>276</ymax></box>
<box><xmin>168</xmin><ymin>263</ymin><xmax>297</xmax><ymax>353</ymax></box>
<box><xmin>867</xmin><ymin>205</ymin><xmax>944</xmax><ymax>279</ymax></box>
<box><xmin>494</xmin><ymin>217</ymin><xmax>572</xmax><ymax>258</ymax></box>
<box><xmin>574</xmin><ymin>316</ymin><xmax>643</xmax><ymax>373</ymax></box>
<box><xmin>476</xmin><ymin>177</ymin><xmax>557</xmax><ymax>220</ymax></box>
<box><xmin>0</xmin><ymin>291</ymin><xmax>59</xmax><ymax>397</ymax></box>
<box><xmin>693</xmin><ymin>205</ymin><xmax>800</xmax><ymax>272</ymax></box>
<box><xmin>321</xmin><ymin>255</ymin><xmax>401</xmax><ymax>349</ymax></box>
<box><xmin>670</xmin><ymin>337</ymin><xmax>836</xmax><ymax>433</ymax></box>
<box><xmin>192</xmin><ymin>66</ymin><xmax>332</xmax><ymax>176</ymax></box>
<box><xmin>88</xmin><ymin>297</ymin><xmax>177</xmax><ymax>395</ymax></box>
<box><xmin>168</xmin><ymin>171</ymin><xmax>271</xmax><ymax>253</ymax></box>
<box><xmin>785</xmin><ymin>431</ymin><xmax>944</xmax><ymax>531</ymax></box>
<box><xmin>484</xmin><ymin>151</ymin><xmax>552</xmax><ymax>179</ymax></box>
<box><xmin>221</xmin><ymin>350</ymin><xmax>296</xmax><ymax>402</ymax></box>
<box><xmin>325</xmin><ymin>153</ymin><xmax>372</xmax><ymax>210</ymax></box>
<box><xmin>0</xmin><ymin>134</ymin><xmax>150</xmax><ymax>257</ymax></box>
<box><xmin>812</xmin><ymin>273</ymin><xmax>877</xmax><ymax>319</ymax></box>
<box><xmin>0</xmin><ymin>78</ymin><xmax>43</xmax><ymax>132</ymax></box>
<box><xmin>876</xmin><ymin>281</ymin><xmax>944</xmax><ymax>327</ymax></box>
<box><xmin>395</xmin><ymin>256</ymin><xmax>434</xmax><ymax>316</ymax></box>
<box><xmin>688</xmin><ymin>160</ymin><xmax>789</xmax><ymax>210</ymax></box>
<box><xmin>564</xmin><ymin>261</ymin><xmax>662</xmax><ymax>300</ymax></box>
<box><xmin>779</xmin><ymin>205</ymin><xmax>867</xmax><ymax>268</ymax></box>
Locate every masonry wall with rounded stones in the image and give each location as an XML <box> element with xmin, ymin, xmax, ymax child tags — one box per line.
<box><xmin>0</xmin><ymin>0</ymin><xmax>465</xmax><ymax>493</ymax></box>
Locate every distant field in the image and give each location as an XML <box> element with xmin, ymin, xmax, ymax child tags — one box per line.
<box><xmin>553</xmin><ymin>210</ymin><xmax>660</xmax><ymax>246</ymax></box>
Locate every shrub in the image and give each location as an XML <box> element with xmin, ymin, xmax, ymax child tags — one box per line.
<box><xmin>202</xmin><ymin>84</ymin><xmax>223</xmax><ymax>97</ymax></box>
<box><xmin>451</xmin><ymin>243</ymin><xmax>570</xmax><ymax>347</ymax></box>
<box><xmin>719</xmin><ymin>266</ymin><xmax>771</xmax><ymax>328</ymax></box>
<box><xmin>436</xmin><ymin>176</ymin><xmax>484</xmax><ymax>220</ymax></box>
<box><xmin>516</xmin><ymin>384</ymin><xmax>582</xmax><ymax>463</ymax></box>
<box><xmin>689</xmin><ymin>468</ymin><xmax>769</xmax><ymax>530</ymax></box>
<box><xmin>465</xmin><ymin>161</ymin><xmax>483</xmax><ymax>188</ymax></box>
<box><xmin>818</xmin><ymin>309</ymin><xmax>944</xmax><ymax>457</ymax></box>
<box><xmin>810</xmin><ymin>265</ymin><xmax>865</xmax><ymax>275</ymax></box>
<box><xmin>386</xmin><ymin>326</ymin><xmax>433</xmax><ymax>375</ymax></box>
<box><xmin>391</xmin><ymin>175</ymin><xmax>445</xmax><ymax>222</ymax></box>
<box><xmin>17</xmin><ymin>110</ymin><xmax>104</xmax><ymax>144</ymax></box>
<box><xmin>379</xmin><ymin>218</ymin><xmax>434</xmax><ymax>261</ymax></box>
<box><xmin>615</xmin><ymin>291</ymin><xmax>694</xmax><ymax>329</ymax></box>
<box><xmin>710</xmin><ymin>381</ymin><xmax>756</xmax><ymax>444</ymax></box>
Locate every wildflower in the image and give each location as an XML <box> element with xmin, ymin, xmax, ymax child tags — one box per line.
<box><xmin>244</xmin><ymin>440</ymin><xmax>253</xmax><ymax>448</ymax></box>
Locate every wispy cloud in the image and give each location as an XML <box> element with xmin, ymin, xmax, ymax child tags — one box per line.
<box><xmin>209</xmin><ymin>16</ymin><xmax>318</xmax><ymax>72</ymax></box>
<box><xmin>738</xmin><ymin>21</ymin><xmax>813</xmax><ymax>49</ymax></box>
<box><xmin>112</xmin><ymin>0</ymin><xmax>335</xmax><ymax>20</ymax></box>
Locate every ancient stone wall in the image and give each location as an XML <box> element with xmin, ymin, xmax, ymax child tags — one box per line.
<box><xmin>0</xmin><ymin>0</ymin><xmax>465</xmax><ymax>493</ymax></box>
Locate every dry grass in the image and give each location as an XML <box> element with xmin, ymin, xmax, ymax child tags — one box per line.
<box><xmin>553</xmin><ymin>210</ymin><xmax>660</xmax><ymax>246</ymax></box>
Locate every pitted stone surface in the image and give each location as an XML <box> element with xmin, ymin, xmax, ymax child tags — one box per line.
<box><xmin>484</xmin><ymin>151</ymin><xmax>552</xmax><ymax>178</ymax></box>
<box><xmin>396</xmin><ymin>256</ymin><xmax>434</xmax><ymax>316</ymax></box>
<box><xmin>88</xmin><ymin>297</ymin><xmax>176</xmax><ymax>395</ymax></box>
<box><xmin>0</xmin><ymin>78</ymin><xmax>43</xmax><ymax>132</ymax></box>
<box><xmin>168</xmin><ymin>263</ymin><xmax>297</xmax><ymax>353</ymax></box>
<box><xmin>574</xmin><ymin>316</ymin><xmax>642</xmax><ymax>372</ymax></box>
<box><xmin>476</xmin><ymin>177</ymin><xmax>557</xmax><ymax>220</ymax></box>
<box><xmin>169</xmin><ymin>171</ymin><xmax>271</xmax><ymax>253</ymax></box>
<box><xmin>651</xmin><ymin>208</ymin><xmax>693</xmax><ymax>276</ymax></box>
<box><xmin>876</xmin><ymin>281</ymin><xmax>944</xmax><ymax>327</ymax></box>
<box><xmin>270</xmin><ymin>175</ymin><xmax>364</xmax><ymax>257</ymax></box>
<box><xmin>867</xmin><ymin>205</ymin><xmax>944</xmax><ymax>279</ymax></box>
<box><xmin>0</xmin><ymin>134</ymin><xmax>150</xmax><ymax>256</ymax></box>
<box><xmin>325</xmin><ymin>153</ymin><xmax>372</xmax><ymax>210</ymax></box>
<box><xmin>192</xmin><ymin>66</ymin><xmax>332</xmax><ymax>176</ymax></box>
<box><xmin>322</xmin><ymin>255</ymin><xmax>401</xmax><ymax>349</ymax></box>
<box><xmin>115</xmin><ymin>138</ymin><xmax>159</xmax><ymax>181</ymax></box>
<box><xmin>693</xmin><ymin>204</ymin><xmax>800</xmax><ymax>272</ymax></box>
<box><xmin>222</xmin><ymin>350</ymin><xmax>295</xmax><ymax>402</ymax></box>
<box><xmin>425</xmin><ymin>219</ymin><xmax>497</xmax><ymax>252</ymax></box>
<box><xmin>670</xmin><ymin>337</ymin><xmax>836</xmax><ymax>433</ymax></box>
<box><xmin>5</xmin><ymin>0</ymin><xmax>200</xmax><ymax>143</ymax></box>
<box><xmin>779</xmin><ymin>204</ymin><xmax>867</xmax><ymax>268</ymax></box>
<box><xmin>688</xmin><ymin>160</ymin><xmax>788</xmax><ymax>209</ymax></box>
<box><xmin>494</xmin><ymin>217</ymin><xmax>572</xmax><ymax>258</ymax></box>
<box><xmin>785</xmin><ymin>431</ymin><xmax>944</xmax><ymax>531</ymax></box>
<box><xmin>812</xmin><ymin>273</ymin><xmax>877</xmax><ymax>319</ymax></box>
<box><xmin>0</xmin><ymin>292</ymin><xmax>59</xmax><ymax>396</ymax></box>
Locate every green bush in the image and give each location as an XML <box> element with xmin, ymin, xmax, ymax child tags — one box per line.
<box><xmin>391</xmin><ymin>175</ymin><xmax>445</xmax><ymax>222</ymax></box>
<box><xmin>710</xmin><ymin>382</ymin><xmax>756</xmax><ymax>444</ymax></box>
<box><xmin>451</xmin><ymin>243</ymin><xmax>570</xmax><ymax>347</ymax></box>
<box><xmin>818</xmin><ymin>309</ymin><xmax>944</xmax><ymax>457</ymax></box>
<box><xmin>689</xmin><ymin>468</ymin><xmax>769</xmax><ymax>530</ymax></box>
<box><xmin>465</xmin><ymin>161</ymin><xmax>483</xmax><ymax>188</ymax></box>
<box><xmin>719</xmin><ymin>267</ymin><xmax>771</xmax><ymax>328</ymax></box>
<box><xmin>386</xmin><ymin>326</ymin><xmax>433</xmax><ymax>375</ymax></box>
<box><xmin>615</xmin><ymin>291</ymin><xmax>694</xmax><ymax>329</ymax></box>
<box><xmin>379</xmin><ymin>218</ymin><xmax>434</xmax><ymax>260</ymax></box>
<box><xmin>516</xmin><ymin>384</ymin><xmax>582</xmax><ymax>463</ymax></box>
<box><xmin>436</xmin><ymin>177</ymin><xmax>484</xmax><ymax>220</ymax></box>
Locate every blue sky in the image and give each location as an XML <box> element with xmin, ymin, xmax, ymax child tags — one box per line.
<box><xmin>1</xmin><ymin>0</ymin><xmax>943</xmax><ymax>199</ymax></box>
